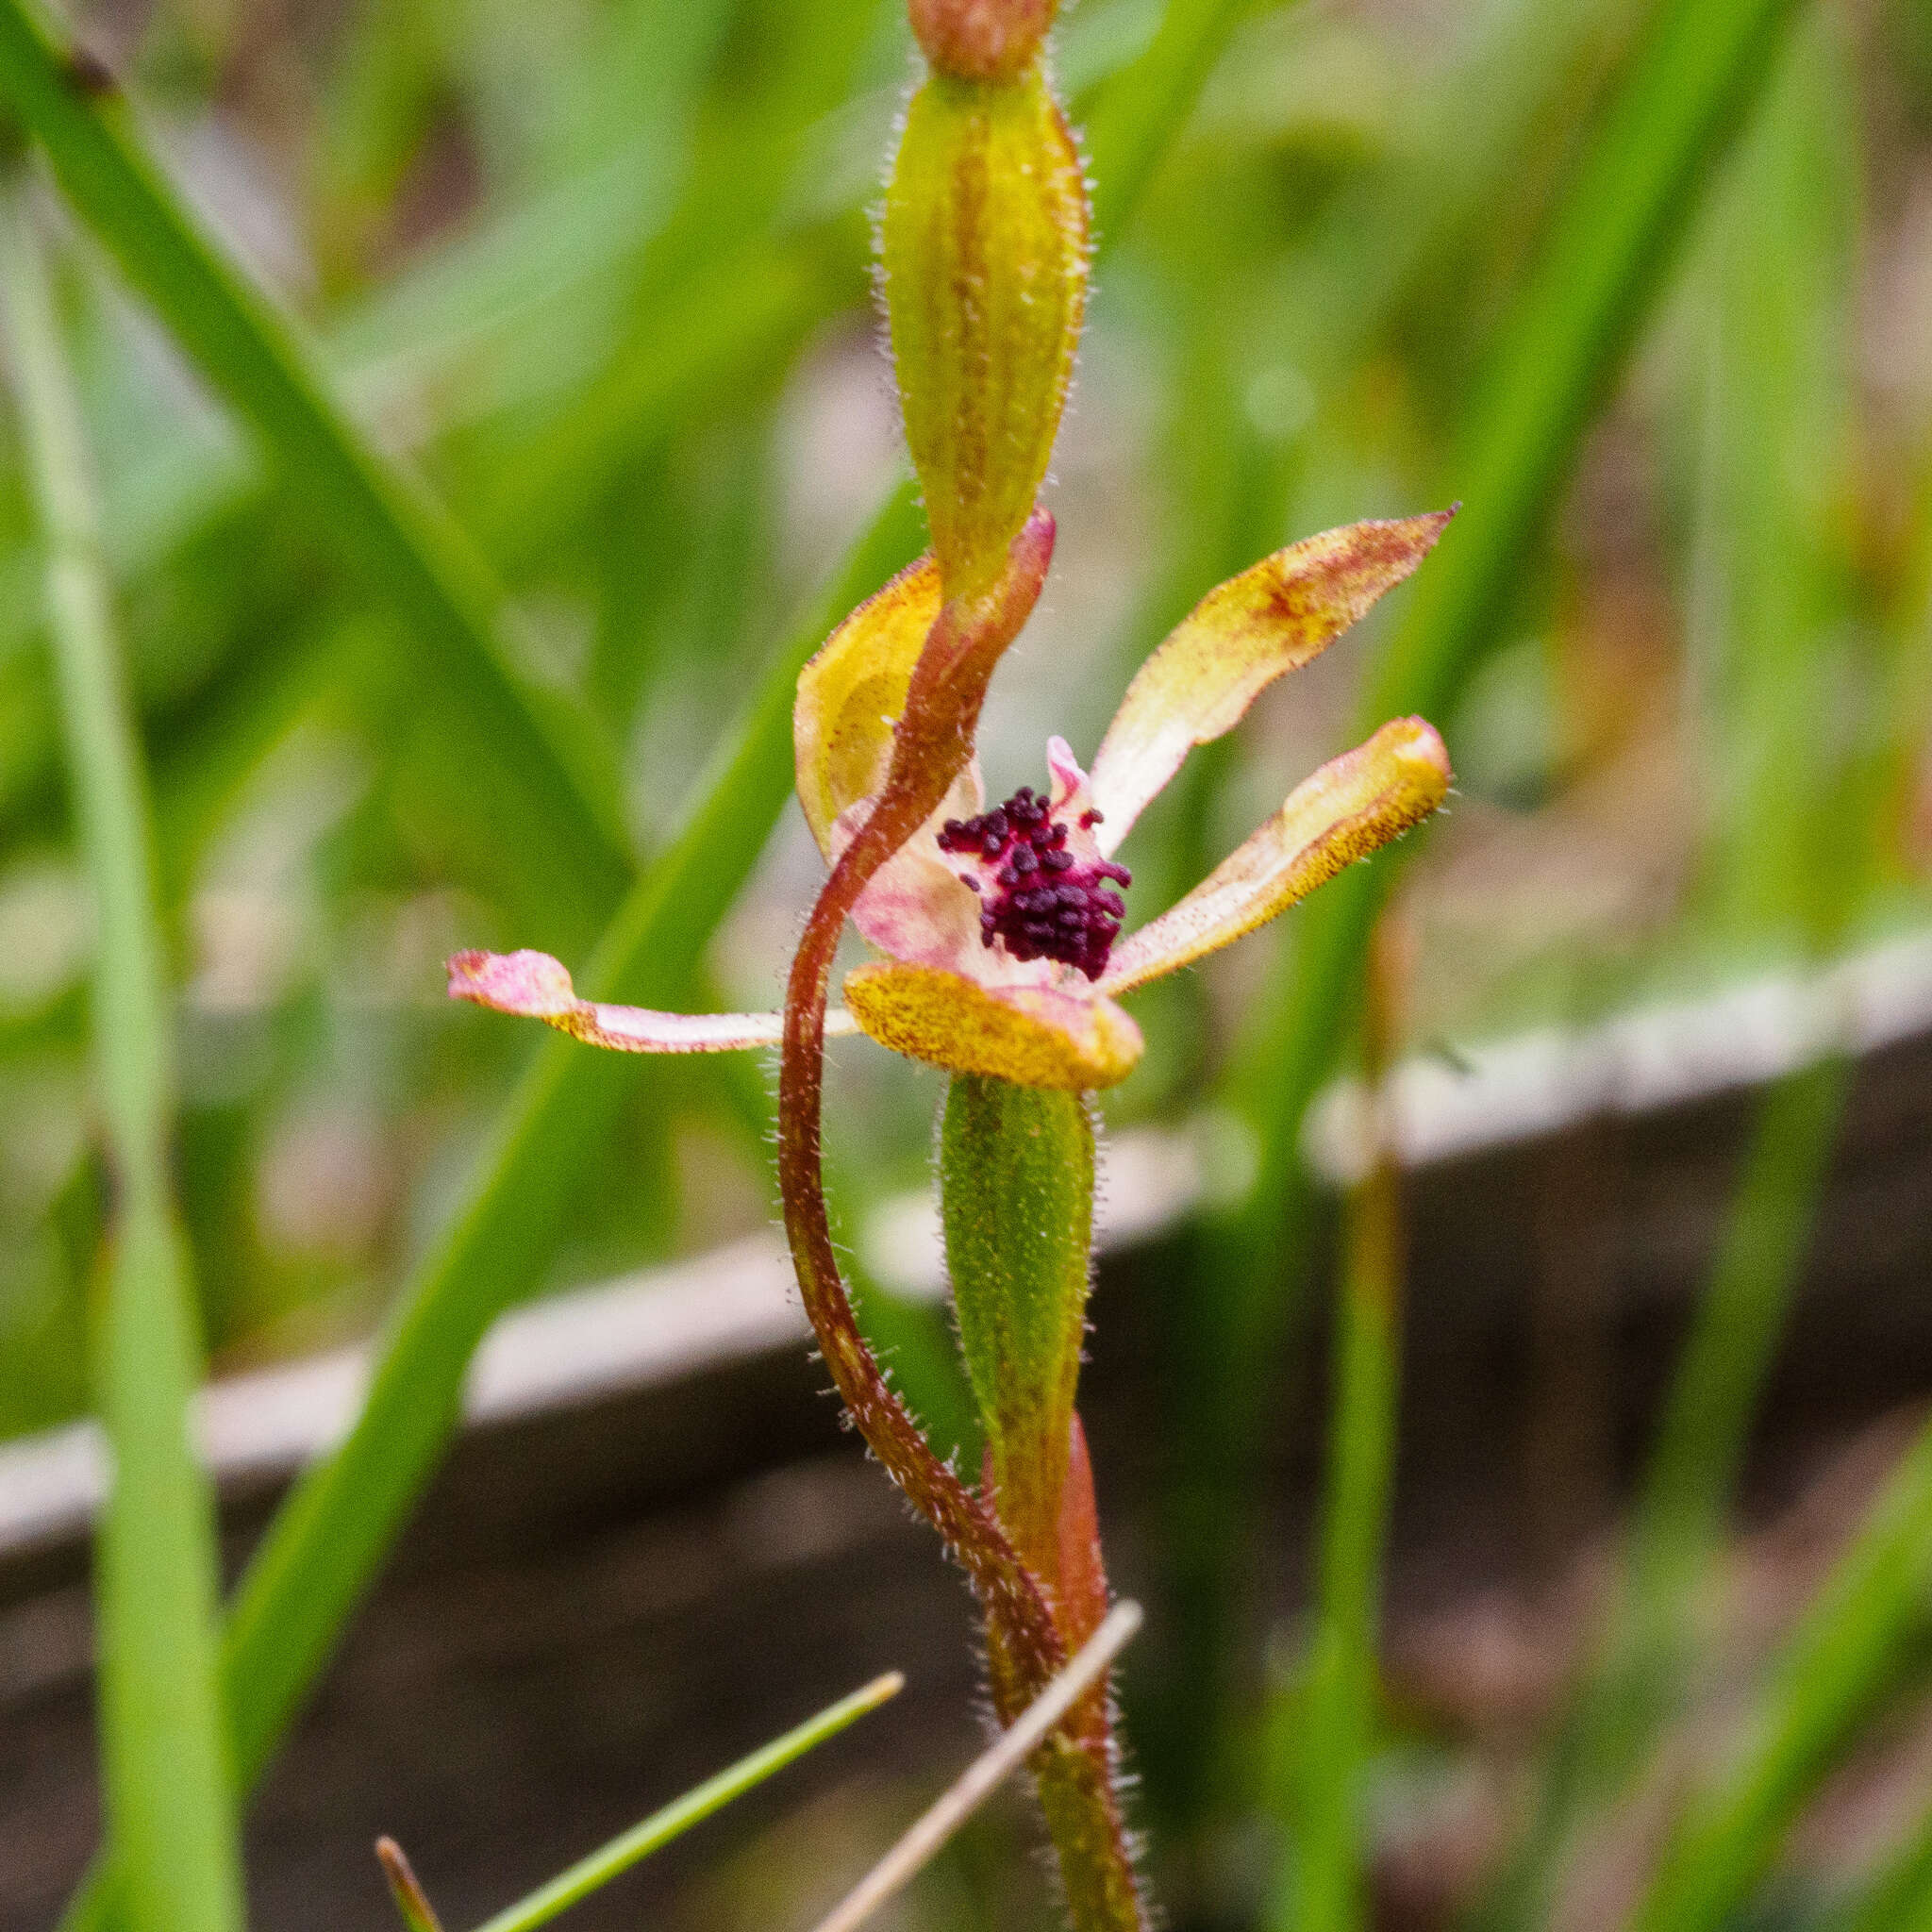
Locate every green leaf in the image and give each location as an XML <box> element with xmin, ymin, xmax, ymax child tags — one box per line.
<box><xmin>0</xmin><ymin>186</ymin><xmax>242</xmax><ymax>1932</ymax></box>
<box><xmin>0</xmin><ymin>0</ymin><xmax>635</xmax><ymax>949</ymax></box>
<box><xmin>1473</xmin><ymin>25</ymin><xmax>1866</xmax><ymax>1924</ymax></box>
<box><xmin>1079</xmin><ymin>0</ymin><xmax>1255</xmax><ymax>242</ymax></box>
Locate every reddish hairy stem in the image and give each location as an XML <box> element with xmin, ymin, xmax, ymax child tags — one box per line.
<box><xmin>776</xmin><ymin>512</ymin><xmax>1067</xmax><ymax>1695</ymax></box>
<box><xmin>982</xmin><ymin>1417</ymin><xmax>1145</xmax><ymax>1927</ymax></box>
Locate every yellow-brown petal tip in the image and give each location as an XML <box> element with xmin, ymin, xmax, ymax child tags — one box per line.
<box><xmin>842</xmin><ymin>960</ymin><xmax>1142</xmax><ymax>1091</ymax></box>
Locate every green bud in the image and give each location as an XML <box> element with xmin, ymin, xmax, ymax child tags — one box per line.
<box><xmin>882</xmin><ymin>63</ymin><xmax>1088</xmax><ymax>597</ymax></box>
<box><xmin>909</xmin><ymin>0</ymin><xmax>1058</xmax><ymax>81</ymax></box>
<box><xmin>941</xmin><ymin>1072</ymin><xmax>1094</xmax><ymax>1582</ymax></box>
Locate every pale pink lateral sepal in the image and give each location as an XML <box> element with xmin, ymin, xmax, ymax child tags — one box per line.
<box><xmin>1087</xmin><ymin>511</ymin><xmax>1454</xmax><ymax>854</ymax></box>
<box><xmin>448</xmin><ymin>949</ymin><xmax>856</xmax><ymax>1052</ymax></box>
<box><xmin>1097</xmin><ymin>718</ymin><xmax>1452</xmax><ymax>997</ymax></box>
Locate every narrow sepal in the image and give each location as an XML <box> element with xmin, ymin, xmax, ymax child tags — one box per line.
<box><xmin>1097</xmin><ymin>718</ymin><xmax>1452</xmax><ymax>995</ymax></box>
<box><xmin>1088</xmin><ymin>512</ymin><xmax>1455</xmax><ymax>853</ymax></box>
<box><xmin>793</xmin><ymin>554</ymin><xmax>944</xmax><ymax>856</ymax></box>
<box><xmin>448</xmin><ymin>949</ymin><xmax>856</xmax><ymax>1051</ymax></box>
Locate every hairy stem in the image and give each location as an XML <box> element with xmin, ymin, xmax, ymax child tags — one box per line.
<box><xmin>941</xmin><ymin>1074</ymin><xmax>1144</xmax><ymax>1925</ymax></box>
<box><xmin>776</xmin><ymin>513</ymin><xmax>1066</xmax><ymax>1694</ymax></box>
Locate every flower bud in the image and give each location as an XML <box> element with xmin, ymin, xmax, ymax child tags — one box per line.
<box><xmin>882</xmin><ymin>64</ymin><xmax>1088</xmax><ymax>596</ymax></box>
<box><xmin>908</xmin><ymin>0</ymin><xmax>1058</xmax><ymax>81</ymax></box>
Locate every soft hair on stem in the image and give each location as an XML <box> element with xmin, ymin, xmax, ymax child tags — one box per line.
<box><xmin>776</xmin><ymin>512</ymin><xmax>1067</xmax><ymax>1705</ymax></box>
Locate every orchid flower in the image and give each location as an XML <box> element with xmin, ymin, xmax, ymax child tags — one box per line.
<box><xmin>449</xmin><ymin>510</ymin><xmax>1454</xmax><ymax>1089</ymax></box>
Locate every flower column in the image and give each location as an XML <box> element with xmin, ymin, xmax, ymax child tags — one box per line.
<box><xmin>784</xmin><ymin>2</ymin><xmax>1142</xmax><ymax>1922</ymax></box>
<box><xmin>885</xmin><ymin>6</ymin><xmax>1141</xmax><ymax>1920</ymax></box>
<box><xmin>447</xmin><ymin>3</ymin><xmax>1453</xmax><ymax>1919</ymax></box>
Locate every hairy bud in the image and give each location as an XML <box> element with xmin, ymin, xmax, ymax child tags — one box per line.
<box><xmin>882</xmin><ymin>64</ymin><xmax>1088</xmax><ymax>597</ymax></box>
<box><xmin>908</xmin><ymin>0</ymin><xmax>1058</xmax><ymax>81</ymax></box>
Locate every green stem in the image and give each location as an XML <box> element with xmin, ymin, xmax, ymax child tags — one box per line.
<box><xmin>941</xmin><ymin>1074</ymin><xmax>1142</xmax><ymax>1931</ymax></box>
<box><xmin>1274</xmin><ymin>924</ymin><xmax>1406</xmax><ymax>1932</ymax></box>
<box><xmin>941</xmin><ymin>1074</ymin><xmax>1094</xmax><ymax>1574</ymax></box>
<box><xmin>0</xmin><ymin>186</ymin><xmax>243</xmax><ymax>1932</ymax></box>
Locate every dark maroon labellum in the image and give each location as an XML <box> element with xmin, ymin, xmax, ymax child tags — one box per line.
<box><xmin>939</xmin><ymin>783</ymin><xmax>1130</xmax><ymax>980</ymax></box>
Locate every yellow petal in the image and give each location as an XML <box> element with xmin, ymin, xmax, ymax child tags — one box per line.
<box><xmin>842</xmin><ymin>960</ymin><xmax>1143</xmax><ymax>1091</ymax></box>
<box><xmin>792</xmin><ymin>553</ymin><xmax>943</xmax><ymax>857</ymax></box>
<box><xmin>1097</xmin><ymin>718</ymin><xmax>1452</xmax><ymax>996</ymax></box>
<box><xmin>1087</xmin><ymin>512</ymin><xmax>1454</xmax><ymax>853</ymax></box>
<box><xmin>449</xmin><ymin>949</ymin><xmax>858</xmax><ymax>1052</ymax></box>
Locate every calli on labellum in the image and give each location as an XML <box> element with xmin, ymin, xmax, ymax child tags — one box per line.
<box><xmin>449</xmin><ymin>511</ymin><xmax>1456</xmax><ymax>1090</ymax></box>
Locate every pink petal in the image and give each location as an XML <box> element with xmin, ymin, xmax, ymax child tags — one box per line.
<box><xmin>1087</xmin><ymin>512</ymin><xmax>1454</xmax><ymax>854</ymax></box>
<box><xmin>448</xmin><ymin>949</ymin><xmax>857</xmax><ymax>1052</ymax></box>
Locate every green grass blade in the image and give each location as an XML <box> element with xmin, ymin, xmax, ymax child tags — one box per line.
<box><xmin>1237</xmin><ymin>0</ymin><xmax>1810</xmax><ymax>1233</ymax></box>
<box><xmin>1272</xmin><ymin>949</ymin><xmax>1405</xmax><ymax>1932</ymax></box>
<box><xmin>217</xmin><ymin>484</ymin><xmax>924</xmax><ymax>1790</ymax></box>
<box><xmin>1080</xmin><ymin>0</ymin><xmax>1256</xmax><ymax>242</ymax></box>
<box><xmin>0</xmin><ymin>0</ymin><xmax>634</xmax><ymax>943</ymax></box>
<box><xmin>463</xmin><ymin>1672</ymin><xmax>903</xmax><ymax>1932</ymax></box>
<box><xmin>56</xmin><ymin>13</ymin><xmax>1263</xmax><ymax>1924</ymax></box>
<box><xmin>375</xmin><ymin>1841</ymin><xmax>444</xmax><ymax>1932</ymax></box>
<box><xmin>1191</xmin><ymin>0</ymin><xmax>1810</xmax><ymax>1595</ymax></box>
<box><xmin>1475</xmin><ymin>1059</ymin><xmax>1851</xmax><ymax>1932</ymax></box>
<box><xmin>0</xmin><ymin>184</ymin><xmax>242</xmax><ymax>1932</ymax></box>
<box><xmin>1629</xmin><ymin>1417</ymin><xmax>1932</xmax><ymax>1932</ymax></box>
<box><xmin>1474</xmin><ymin>25</ymin><xmax>1863</xmax><ymax>1922</ymax></box>
<box><xmin>1833</xmin><ymin>1810</ymin><xmax>1932</xmax><ymax>1932</ymax></box>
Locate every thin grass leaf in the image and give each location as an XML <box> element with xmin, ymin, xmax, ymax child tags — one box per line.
<box><xmin>376</xmin><ymin>1842</ymin><xmax>444</xmax><ymax>1932</ymax></box>
<box><xmin>1080</xmin><ymin>0</ymin><xmax>1257</xmax><ymax>243</ymax></box>
<box><xmin>1233</xmin><ymin>0</ymin><xmax>1812</xmax><ymax>1256</ymax></box>
<box><xmin>0</xmin><ymin>184</ymin><xmax>242</xmax><ymax>1932</ymax></box>
<box><xmin>218</xmin><ymin>487</ymin><xmax>924</xmax><ymax>1792</ymax></box>
<box><xmin>1475</xmin><ymin>26</ymin><xmax>1866</xmax><ymax>1922</ymax></box>
<box><xmin>1476</xmin><ymin>1058</ymin><xmax>1852</xmax><ymax>1932</ymax></box>
<box><xmin>0</xmin><ymin>0</ymin><xmax>634</xmax><ymax>948</ymax></box>
<box><xmin>1271</xmin><ymin>932</ymin><xmax>1405</xmax><ymax>1932</ymax></box>
<box><xmin>55</xmin><ymin>16</ymin><xmax>1272</xmax><ymax>1924</ymax></box>
<box><xmin>462</xmin><ymin>1671</ymin><xmax>903</xmax><ymax>1932</ymax></box>
<box><xmin>1186</xmin><ymin>0</ymin><xmax>1811</xmax><ymax>1672</ymax></box>
<box><xmin>1833</xmin><ymin>1811</ymin><xmax>1932</xmax><ymax>1932</ymax></box>
<box><xmin>811</xmin><ymin>1607</ymin><xmax>1143</xmax><ymax>1932</ymax></box>
<box><xmin>1629</xmin><ymin>1416</ymin><xmax>1932</xmax><ymax>1932</ymax></box>
<box><xmin>1150</xmin><ymin>3</ymin><xmax>1810</xmax><ymax>1881</ymax></box>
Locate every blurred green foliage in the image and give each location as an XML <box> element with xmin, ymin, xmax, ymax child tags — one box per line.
<box><xmin>6</xmin><ymin>0</ymin><xmax>1932</xmax><ymax>1926</ymax></box>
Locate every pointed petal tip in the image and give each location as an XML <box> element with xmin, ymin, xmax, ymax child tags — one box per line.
<box><xmin>1088</xmin><ymin>511</ymin><xmax>1456</xmax><ymax>849</ymax></box>
<box><xmin>1387</xmin><ymin>715</ymin><xmax>1454</xmax><ymax>790</ymax></box>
